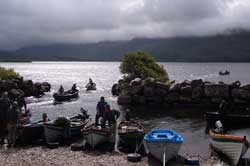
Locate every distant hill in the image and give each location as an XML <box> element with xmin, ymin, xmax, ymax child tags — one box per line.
<box><xmin>1</xmin><ymin>31</ymin><xmax>250</xmax><ymax>62</ymax></box>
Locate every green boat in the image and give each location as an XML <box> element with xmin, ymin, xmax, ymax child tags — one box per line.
<box><xmin>118</xmin><ymin>121</ymin><xmax>145</xmax><ymax>150</ymax></box>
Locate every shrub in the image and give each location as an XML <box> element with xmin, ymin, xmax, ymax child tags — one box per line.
<box><xmin>0</xmin><ymin>66</ymin><xmax>20</xmax><ymax>80</ymax></box>
<box><xmin>120</xmin><ymin>51</ymin><xmax>169</xmax><ymax>82</ymax></box>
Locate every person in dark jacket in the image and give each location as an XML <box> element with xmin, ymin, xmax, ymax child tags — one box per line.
<box><xmin>101</xmin><ymin>105</ymin><xmax>120</xmax><ymax>128</ymax></box>
<box><xmin>0</xmin><ymin>92</ymin><xmax>11</xmax><ymax>145</ymax></box>
<box><xmin>42</xmin><ymin>113</ymin><xmax>50</xmax><ymax>122</ymax></box>
<box><xmin>17</xmin><ymin>95</ymin><xmax>27</xmax><ymax>113</ymax></box>
<box><xmin>95</xmin><ymin>96</ymin><xmax>107</xmax><ymax>126</ymax></box>
<box><xmin>7</xmin><ymin>101</ymin><xmax>19</xmax><ymax>147</ymax></box>
<box><xmin>71</xmin><ymin>84</ymin><xmax>77</xmax><ymax>92</ymax></box>
<box><xmin>58</xmin><ymin>85</ymin><xmax>64</xmax><ymax>94</ymax></box>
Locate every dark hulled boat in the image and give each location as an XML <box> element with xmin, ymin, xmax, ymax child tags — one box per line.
<box><xmin>118</xmin><ymin>121</ymin><xmax>145</xmax><ymax>149</ymax></box>
<box><xmin>85</xmin><ymin>83</ymin><xmax>96</xmax><ymax>91</ymax></box>
<box><xmin>205</xmin><ymin>112</ymin><xmax>250</xmax><ymax>132</ymax></box>
<box><xmin>53</xmin><ymin>90</ymin><xmax>79</xmax><ymax>102</ymax></box>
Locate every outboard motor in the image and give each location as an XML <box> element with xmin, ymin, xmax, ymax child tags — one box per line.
<box><xmin>215</xmin><ymin>120</ymin><xmax>223</xmax><ymax>133</ymax></box>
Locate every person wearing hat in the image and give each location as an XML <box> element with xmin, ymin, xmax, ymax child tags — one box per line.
<box><xmin>0</xmin><ymin>92</ymin><xmax>11</xmax><ymax>145</ymax></box>
<box><xmin>95</xmin><ymin>96</ymin><xmax>107</xmax><ymax>126</ymax></box>
<box><xmin>7</xmin><ymin>101</ymin><xmax>19</xmax><ymax>147</ymax></box>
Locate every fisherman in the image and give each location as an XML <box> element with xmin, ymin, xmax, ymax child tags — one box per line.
<box><xmin>214</xmin><ymin>120</ymin><xmax>223</xmax><ymax>133</ymax></box>
<box><xmin>42</xmin><ymin>113</ymin><xmax>50</xmax><ymax>122</ymax></box>
<box><xmin>102</xmin><ymin>105</ymin><xmax>120</xmax><ymax>128</ymax></box>
<box><xmin>17</xmin><ymin>95</ymin><xmax>27</xmax><ymax>112</ymax></box>
<box><xmin>80</xmin><ymin>107</ymin><xmax>89</xmax><ymax>120</ymax></box>
<box><xmin>89</xmin><ymin>78</ymin><xmax>94</xmax><ymax>87</ymax></box>
<box><xmin>95</xmin><ymin>96</ymin><xmax>107</xmax><ymax>126</ymax></box>
<box><xmin>58</xmin><ymin>85</ymin><xmax>64</xmax><ymax>94</ymax></box>
<box><xmin>0</xmin><ymin>92</ymin><xmax>11</xmax><ymax>145</ymax></box>
<box><xmin>71</xmin><ymin>84</ymin><xmax>77</xmax><ymax>92</ymax></box>
<box><xmin>7</xmin><ymin>101</ymin><xmax>19</xmax><ymax>147</ymax></box>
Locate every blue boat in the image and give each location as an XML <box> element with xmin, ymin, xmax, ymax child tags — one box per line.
<box><xmin>143</xmin><ymin>129</ymin><xmax>183</xmax><ymax>165</ymax></box>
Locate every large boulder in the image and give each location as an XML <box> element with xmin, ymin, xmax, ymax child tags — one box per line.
<box><xmin>155</xmin><ymin>82</ymin><xmax>170</xmax><ymax>91</ymax></box>
<box><xmin>204</xmin><ymin>83</ymin><xmax>229</xmax><ymax>98</ymax></box>
<box><xmin>111</xmin><ymin>83</ymin><xmax>120</xmax><ymax>96</ymax></box>
<box><xmin>192</xmin><ymin>86</ymin><xmax>204</xmax><ymax>99</ymax></box>
<box><xmin>130</xmin><ymin>78</ymin><xmax>142</xmax><ymax>86</ymax></box>
<box><xmin>164</xmin><ymin>92</ymin><xmax>179</xmax><ymax>103</ymax></box>
<box><xmin>155</xmin><ymin>88</ymin><xmax>168</xmax><ymax>97</ymax></box>
<box><xmin>242</xmin><ymin>84</ymin><xmax>250</xmax><ymax>91</ymax></box>
<box><xmin>143</xmin><ymin>86</ymin><xmax>154</xmax><ymax>97</ymax></box>
<box><xmin>231</xmin><ymin>89</ymin><xmax>250</xmax><ymax>101</ymax></box>
<box><xmin>117</xmin><ymin>95</ymin><xmax>132</xmax><ymax>105</ymax></box>
<box><xmin>180</xmin><ymin>85</ymin><xmax>192</xmax><ymax>96</ymax></box>
<box><xmin>169</xmin><ymin>83</ymin><xmax>181</xmax><ymax>92</ymax></box>
<box><xmin>191</xmin><ymin>79</ymin><xmax>203</xmax><ymax>88</ymax></box>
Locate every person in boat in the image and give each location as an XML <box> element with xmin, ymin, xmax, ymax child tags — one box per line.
<box><xmin>80</xmin><ymin>107</ymin><xmax>89</xmax><ymax>120</ymax></box>
<box><xmin>0</xmin><ymin>92</ymin><xmax>11</xmax><ymax>145</ymax></box>
<box><xmin>95</xmin><ymin>96</ymin><xmax>107</xmax><ymax>126</ymax></box>
<box><xmin>7</xmin><ymin>101</ymin><xmax>19</xmax><ymax>147</ymax></box>
<box><xmin>71</xmin><ymin>84</ymin><xmax>77</xmax><ymax>92</ymax></box>
<box><xmin>87</xmin><ymin>78</ymin><xmax>95</xmax><ymax>89</ymax></box>
<box><xmin>58</xmin><ymin>85</ymin><xmax>64</xmax><ymax>94</ymax></box>
<box><xmin>42</xmin><ymin>113</ymin><xmax>50</xmax><ymax>122</ymax></box>
<box><xmin>101</xmin><ymin>105</ymin><xmax>120</xmax><ymax>128</ymax></box>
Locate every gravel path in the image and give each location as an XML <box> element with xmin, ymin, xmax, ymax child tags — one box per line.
<box><xmin>0</xmin><ymin>146</ymin><xmax>226</xmax><ymax>166</ymax></box>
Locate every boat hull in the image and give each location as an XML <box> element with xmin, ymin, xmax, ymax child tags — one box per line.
<box><xmin>53</xmin><ymin>90</ymin><xmax>79</xmax><ymax>102</ymax></box>
<box><xmin>16</xmin><ymin>123</ymin><xmax>44</xmax><ymax>144</ymax></box>
<box><xmin>82</xmin><ymin>125</ymin><xmax>112</xmax><ymax>149</ymax></box>
<box><xmin>118</xmin><ymin>121</ymin><xmax>145</xmax><ymax>149</ymax></box>
<box><xmin>209</xmin><ymin>130</ymin><xmax>249</xmax><ymax>165</ymax></box>
<box><xmin>144</xmin><ymin>141</ymin><xmax>182</xmax><ymax>163</ymax></box>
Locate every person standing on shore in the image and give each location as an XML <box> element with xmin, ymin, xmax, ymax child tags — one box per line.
<box><xmin>95</xmin><ymin>96</ymin><xmax>107</xmax><ymax>126</ymax></box>
<box><xmin>7</xmin><ymin>101</ymin><xmax>19</xmax><ymax>147</ymax></box>
<box><xmin>101</xmin><ymin>105</ymin><xmax>120</xmax><ymax>128</ymax></box>
<box><xmin>0</xmin><ymin>92</ymin><xmax>11</xmax><ymax>145</ymax></box>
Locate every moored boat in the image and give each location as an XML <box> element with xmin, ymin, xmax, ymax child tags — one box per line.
<box><xmin>219</xmin><ymin>70</ymin><xmax>230</xmax><ymax>75</ymax></box>
<box><xmin>143</xmin><ymin>129</ymin><xmax>183</xmax><ymax>165</ymax></box>
<box><xmin>44</xmin><ymin>115</ymin><xmax>89</xmax><ymax>143</ymax></box>
<box><xmin>81</xmin><ymin>124</ymin><xmax>113</xmax><ymax>149</ymax></box>
<box><xmin>118</xmin><ymin>121</ymin><xmax>145</xmax><ymax>149</ymax></box>
<box><xmin>16</xmin><ymin>122</ymin><xmax>44</xmax><ymax>144</ymax></box>
<box><xmin>53</xmin><ymin>89</ymin><xmax>79</xmax><ymax>102</ymax></box>
<box><xmin>205</xmin><ymin>112</ymin><xmax>250</xmax><ymax>132</ymax></box>
<box><xmin>209</xmin><ymin>129</ymin><xmax>249</xmax><ymax>165</ymax></box>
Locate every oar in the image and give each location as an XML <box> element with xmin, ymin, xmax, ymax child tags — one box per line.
<box><xmin>163</xmin><ymin>146</ymin><xmax>166</xmax><ymax>166</ymax></box>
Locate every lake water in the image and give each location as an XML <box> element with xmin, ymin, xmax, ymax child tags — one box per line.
<box><xmin>1</xmin><ymin>62</ymin><xmax>250</xmax><ymax>158</ymax></box>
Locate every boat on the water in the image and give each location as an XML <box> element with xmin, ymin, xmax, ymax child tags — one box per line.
<box><xmin>209</xmin><ymin>129</ymin><xmax>249</xmax><ymax>165</ymax></box>
<box><xmin>81</xmin><ymin>124</ymin><xmax>114</xmax><ymax>149</ymax></box>
<box><xmin>118</xmin><ymin>121</ymin><xmax>145</xmax><ymax>150</ymax></box>
<box><xmin>16</xmin><ymin>122</ymin><xmax>44</xmax><ymax>144</ymax></box>
<box><xmin>205</xmin><ymin>112</ymin><xmax>250</xmax><ymax>132</ymax></box>
<box><xmin>53</xmin><ymin>89</ymin><xmax>79</xmax><ymax>102</ymax></box>
<box><xmin>143</xmin><ymin>129</ymin><xmax>183</xmax><ymax>165</ymax></box>
<box><xmin>44</xmin><ymin>115</ymin><xmax>89</xmax><ymax>143</ymax></box>
<box><xmin>85</xmin><ymin>83</ymin><xmax>96</xmax><ymax>91</ymax></box>
<box><xmin>219</xmin><ymin>70</ymin><xmax>230</xmax><ymax>75</ymax></box>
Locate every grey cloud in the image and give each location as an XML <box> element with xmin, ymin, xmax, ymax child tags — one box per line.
<box><xmin>0</xmin><ymin>0</ymin><xmax>250</xmax><ymax>50</ymax></box>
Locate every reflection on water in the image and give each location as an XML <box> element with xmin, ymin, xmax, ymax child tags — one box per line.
<box><xmin>1</xmin><ymin>62</ymin><xmax>250</xmax><ymax>158</ymax></box>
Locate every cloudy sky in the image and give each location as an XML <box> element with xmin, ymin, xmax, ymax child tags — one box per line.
<box><xmin>0</xmin><ymin>0</ymin><xmax>250</xmax><ymax>50</ymax></box>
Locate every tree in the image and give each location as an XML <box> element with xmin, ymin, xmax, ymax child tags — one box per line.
<box><xmin>120</xmin><ymin>51</ymin><xmax>169</xmax><ymax>82</ymax></box>
<box><xmin>0</xmin><ymin>66</ymin><xmax>20</xmax><ymax>80</ymax></box>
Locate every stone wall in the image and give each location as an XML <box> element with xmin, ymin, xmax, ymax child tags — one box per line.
<box><xmin>112</xmin><ymin>78</ymin><xmax>250</xmax><ymax>108</ymax></box>
<box><xmin>0</xmin><ymin>78</ymin><xmax>51</xmax><ymax>99</ymax></box>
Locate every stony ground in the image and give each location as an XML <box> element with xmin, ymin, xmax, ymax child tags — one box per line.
<box><xmin>0</xmin><ymin>145</ymin><xmax>228</xmax><ymax>166</ymax></box>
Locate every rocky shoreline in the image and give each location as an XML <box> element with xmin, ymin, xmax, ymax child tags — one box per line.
<box><xmin>0</xmin><ymin>146</ymin><xmax>227</xmax><ymax>166</ymax></box>
<box><xmin>112</xmin><ymin>78</ymin><xmax>250</xmax><ymax>112</ymax></box>
<box><xmin>0</xmin><ymin>78</ymin><xmax>51</xmax><ymax>98</ymax></box>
